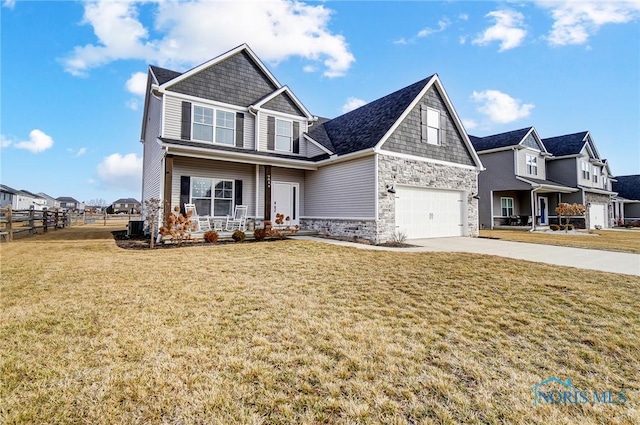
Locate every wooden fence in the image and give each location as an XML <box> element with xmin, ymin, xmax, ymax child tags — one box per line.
<box><xmin>0</xmin><ymin>206</ymin><xmax>142</xmax><ymax>242</ymax></box>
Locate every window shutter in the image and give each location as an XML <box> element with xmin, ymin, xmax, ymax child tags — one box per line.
<box><xmin>234</xmin><ymin>180</ymin><xmax>243</xmax><ymax>207</ymax></box>
<box><xmin>439</xmin><ymin>111</ymin><xmax>447</xmax><ymax>145</ymax></box>
<box><xmin>179</xmin><ymin>176</ymin><xmax>190</xmax><ymax>215</ymax></box>
<box><xmin>267</xmin><ymin>116</ymin><xmax>275</xmax><ymax>150</ymax></box>
<box><xmin>292</xmin><ymin>121</ymin><xmax>300</xmax><ymax>154</ymax></box>
<box><xmin>420</xmin><ymin>104</ymin><xmax>427</xmax><ymax>143</ymax></box>
<box><xmin>181</xmin><ymin>102</ymin><xmax>191</xmax><ymax>140</ymax></box>
<box><xmin>235</xmin><ymin>113</ymin><xmax>244</xmax><ymax>148</ymax></box>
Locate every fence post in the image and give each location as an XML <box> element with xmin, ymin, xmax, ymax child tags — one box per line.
<box><xmin>28</xmin><ymin>206</ymin><xmax>35</xmax><ymax>237</ymax></box>
<box><xmin>7</xmin><ymin>205</ymin><xmax>12</xmax><ymax>241</ymax></box>
<box><xmin>55</xmin><ymin>209</ymin><xmax>60</xmax><ymax>230</ymax></box>
<box><xmin>104</xmin><ymin>212</ymin><xmax>107</xmax><ymax>226</ymax></box>
<box><xmin>42</xmin><ymin>207</ymin><xmax>49</xmax><ymax>233</ymax></box>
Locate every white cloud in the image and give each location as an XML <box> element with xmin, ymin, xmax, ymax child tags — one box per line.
<box><xmin>126</xmin><ymin>99</ymin><xmax>140</xmax><ymax>111</ymax></box>
<box><xmin>302</xmin><ymin>65</ymin><xmax>317</xmax><ymax>73</ymax></box>
<box><xmin>471</xmin><ymin>90</ymin><xmax>534</xmax><ymax>124</ymax></box>
<box><xmin>13</xmin><ymin>129</ymin><xmax>54</xmax><ymax>153</ymax></box>
<box><xmin>341</xmin><ymin>97</ymin><xmax>366</xmax><ymax>113</ymax></box>
<box><xmin>63</xmin><ymin>0</ymin><xmax>354</xmax><ymax>78</ymax></box>
<box><xmin>96</xmin><ymin>153</ymin><xmax>143</xmax><ymax>192</ymax></box>
<box><xmin>76</xmin><ymin>147</ymin><xmax>87</xmax><ymax>157</ymax></box>
<box><xmin>417</xmin><ymin>18</ymin><xmax>450</xmax><ymax>37</ymax></box>
<box><xmin>125</xmin><ymin>71</ymin><xmax>148</xmax><ymax>96</ymax></box>
<box><xmin>393</xmin><ymin>38</ymin><xmax>408</xmax><ymax>45</ymax></box>
<box><xmin>459</xmin><ymin>13</ymin><xmax>469</xmax><ymax>21</ymax></box>
<box><xmin>2</xmin><ymin>0</ymin><xmax>15</xmax><ymax>10</ymax></box>
<box><xmin>472</xmin><ymin>9</ymin><xmax>527</xmax><ymax>51</ymax></box>
<box><xmin>459</xmin><ymin>35</ymin><xmax>468</xmax><ymax>45</ymax></box>
<box><xmin>536</xmin><ymin>1</ymin><xmax>640</xmax><ymax>46</ymax></box>
<box><xmin>1</xmin><ymin>135</ymin><xmax>12</xmax><ymax>148</ymax></box>
<box><xmin>462</xmin><ymin>119</ymin><xmax>478</xmax><ymax>130</ymax></box>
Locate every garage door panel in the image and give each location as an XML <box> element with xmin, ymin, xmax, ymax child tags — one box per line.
<box><xmin>395</xmin><ymin>186</ymin><xmax>464</xmax><ymax>239</ymax></box>
<box><xmin>588</xmin><ymin>203</ymin><xmax>606</xmax><ymax>229</ymax></box>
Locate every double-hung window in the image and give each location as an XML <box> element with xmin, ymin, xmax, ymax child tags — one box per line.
<box><xmin>501</xmin><ymin>197</ymin><xmax>514</xmax><ymax>217</ymax></box>
<box><xmin>275</xmin><ymin>119</ymin><xmax>292</xmax><ymax>152</ymax></box>
<box><xmin>592</xmin><ymin>167</ymin><xmax>598</xmax><ymax>183</ymax></box>
<box><xmin>602</xmin><ymin>176</ymin><xmax>607</xmax><ymax>189</ymax></box>
<box><xmin>526</xmin><ymin>154</ymin><xmax>538</xmax><ymax>175</ymax></box>
<box><xmin>193</xmin><ymin>106</ymin><xmax>235</xmax><ymax>145</ymax></box>
<box><xmin>421</xmin><ymin>106</ymin><xmax>441</xmax><ymax>145</ymax></box>
<box><xmin>190</xmin><ymin>178</ymin><xmax>234</xmax><ymax>217</ymax></box>
<box><xmin>581</xmin><ymin>161</ymin><xmax>590</xmax><ymax>180</ymax></box>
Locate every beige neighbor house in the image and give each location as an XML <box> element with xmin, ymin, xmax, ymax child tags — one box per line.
<box><xmin>140</xmin><ymin>44</ymin><xmax>483</xmax><ymax>243</ymax></box>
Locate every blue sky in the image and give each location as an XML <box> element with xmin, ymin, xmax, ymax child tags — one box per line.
<box><xmin>2</xmin><ymin>0</ymin><xmax>639</xmax><ymax>204</ymax></box>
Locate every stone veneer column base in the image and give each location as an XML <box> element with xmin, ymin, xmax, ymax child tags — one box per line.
<box><xmin>300</xmin><ymin>218</ymin><xmax>378</xmax><ymax>243</ymax></box>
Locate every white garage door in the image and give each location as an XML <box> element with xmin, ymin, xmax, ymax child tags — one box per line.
<box><xmin>395</xmin><ymin>186</ymin><xmax>465</xmax><ymax>239</ymax></box>
<box><xmin>589</xmin><ymin>203</ymin><xmax>606</xmax><ymax>229</ymax></box>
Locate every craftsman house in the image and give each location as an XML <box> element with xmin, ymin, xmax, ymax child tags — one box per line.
<box><xmin>140</xmin><ymin>44</ymin><xmax>483</xmax><ymax>242</ymax></box>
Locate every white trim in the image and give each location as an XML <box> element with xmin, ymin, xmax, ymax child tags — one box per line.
<box><xmin>316</xmin><ymin>149</ymin><xmax>376</xmax><ymax>166</ymax></box>
<box><xmin>376</xmin><ymin>148</ymin><xmax>481</xmax><ymax>171</ymax></box>
<box><xmin>272</xmin><ymin>181</ymin><xmax>300</xmax><ymax>226</ymax></box>
<box><xmin>300</xmin><ymin>216</ymin><xmax>377</xmax><ymax>220</ymax></box>
<box><xmin>148</xmin><ymin>67</ymin><xmax>160</xmax><ymax>85</ymax></box>
<box><xmin>475</xmin><ymin>146</ymin><xmax>514</xmax><ymax>155</ymax></box>
<box><xmin>426</xmin><ymin>106</ymin><xmax>440</xmax><ymax>145</ymax></box>
<box><xmin>489</xmin><ymin>190</ymin><xmax>494</xmax><ymax>229</ymax></box>
<box><xmin>165</xmin><ymin>91</ymin><xmax>248</xmax><ymax>112</ymax></box>
<box><xmin>191</xmin><ymin>103</ymin><xmax>236</xmax><ymax>146</ymax></box>
<box><xmin>253</xmin><ymin>86</ymin><xmax>313</xmax><ymax>119</ymax></box>
<box><xmin>259</xmin><ymin>108</ymin><xmax>309</xmax><ymax>122</ymax></box>
<box><xmin>516</xmin><ymin>176</ymin><xmax>578</xmax><ymax>193</ymax></box>
<box><xmin>302</xmin><ymin>134</ymin><xmax>334</xmax><ymax>155</ymax></box>
<box><xmin>274</xmin><ymin>117</ymin><xmax>293</xmax><ymax>153</ymax></box>
<box><xmin>374</xmin><ymin>153</ymin><xmax>379</xmax><ymax>221</ymax></box>
<box><xmin>546</xmin><ymin>154</ymin><xmax>581</xmax><ymax>160</ymax></box>
<box><xmin>255</xmin><ymin>164</ymin><xmax>260</xmax><ymax>218</ymax></box>
<box><xmin>160</xmin><ymin>44</ymin><xmax>282</xmax><ymax>91</ymax></box>
<box><xmin>514</xmin><ymin>148</ymin><xmax>519</xmax><ymax>175</ymax></box>
<box><xmin>160</xmin><ymin>94</ymin><xmax>166</xmax><ymax>139</ymax></box>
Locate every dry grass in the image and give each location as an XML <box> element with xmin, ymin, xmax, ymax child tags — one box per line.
<box><xmin>1</xmin><ymin>224</ymin><xmax>639</xmax><ymax>424</ymax></box>
<box><xmin>480</xmin><ymin>229</ymin><xmax>640</xmax><ymax>254</ymax></box>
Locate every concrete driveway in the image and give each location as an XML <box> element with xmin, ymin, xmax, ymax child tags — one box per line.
<box><xmin>291</xmin><ymin>236</ymin><xmax>640</xmax><ymax>276</ymax></box>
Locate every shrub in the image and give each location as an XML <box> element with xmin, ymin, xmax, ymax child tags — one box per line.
<box><xmin>232</xmin><ymin>230</ymin><xmax>246</xmax><ymax>243</ymax></box>
<box><xmin>391</xmin><ymin>230</ymin><xmax>408</xmax><ymax>243</ymax></box>
<box><xmin>550</xmin><ymin>224</ymin><xmax>560</xmax><ymax>231</ymax></box>
<box><xmin>562</xmin><ymin>224</ymin><xmax>574</xmax><ymax>231</ymax></box>
<box><xmin>158</xmin><ymin>206</ymin><xmax>194</xmax><ymax>246</ymax></box>
<box><xmin>253</xmin><ymin>228</ymin><xmax>267</xmax><ymax>241</ymax></box>
<box><xmin>203</xmin><ymin>230</ymin><xmax>219</xmax><ymax>243</ymax></box>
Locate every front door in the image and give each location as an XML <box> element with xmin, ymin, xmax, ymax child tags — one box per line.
<box><xmin>538</xmin><ymin>196</ymin><xmax>548</xmax><ymax>225</ymax></box>
<box><xmin>272</xmin><ymin>182</ymin><xmax>299</xmax><ymax>226</ymax></box>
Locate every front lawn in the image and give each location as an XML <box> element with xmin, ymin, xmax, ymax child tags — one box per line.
<box><xmin>480</xmin><ymin>228</ymin><xmax>640</xmax><ymax>254</ymax></box>
<box><xmin>1</xmin><ymin>224</ymin><xmax>639</xmax><ymax>424</ymax></box>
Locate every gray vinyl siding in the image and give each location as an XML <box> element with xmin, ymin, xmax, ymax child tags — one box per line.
<box><xmin>262</xmin><ymin>92</ymin><xmax>305</xmax><ymax>116</ymax></box>
<box><xmin>258</xmin><ymin>112</ymin><xmax>307</xmax><ymax>156</ymax></box>
<box><xmin>304</xmin><ymin>156</ymin><xmax>376</xmax><ymax>218</ymax></box>
<box><xmin>546</xmin><ymin>157</ymin><xmax>578</xmax><ymax>187</ymax></box>
<box><xmin>516</xmin><ymin>148</ymin><xmax>546</xmax><ymax>180</ymax></box>
<box><xmin>164</xmin><ymin>95</ymin><xmax>182</xmax><ymax>139</ymax></box>
<box><xmin>171</xmin><ymin>157</ymin><xmax>256</xmax><ymax>216</ymax></box>
<box><xmin>492</xmin><ymin>191</ymin><xmax>532</xmax><ymax>217</ymax></box>
<box><xmin>141</xmin><ymin>94</ymin><xmax>163</xmax><ymax>207</ymax></box>
<box><xmin>625</xmin><ymin>203</ymin><xmax>640</xmax><ymax>219</ymax></box>
<box><xmin>256</xmin><ymin>166</ymin><xmax>305</xmax><ymax>219</ymax></box>
<box><xmin>521</xmin><ymin>133</ymin><xmax>543</xmax><ymax>150</ymax></box>
<box><xmin>306</xmin><ymin>140</ymin><xmax>327</xmax><ymax>158</ymax></box>
<box><xmin>164</xmin><ymin>94</ymin><xmax>255</xmax><ymax>149</ymax></box>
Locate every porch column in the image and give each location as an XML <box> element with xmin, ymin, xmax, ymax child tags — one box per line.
<box><xmin>264</xmin><ymin>165</ymin><xmax>272</xmax><ymax>221</ymax></box>
<box><xmin>164</xmin><ymin>155</ymin><xmax>173</xmax><ymax>211</ymax></box>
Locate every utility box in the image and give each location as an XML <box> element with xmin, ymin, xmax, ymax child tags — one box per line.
<box><xmin>127</xmin><ymin>220</ymin><xmax>145</xmax><ymax>237</ymax></box>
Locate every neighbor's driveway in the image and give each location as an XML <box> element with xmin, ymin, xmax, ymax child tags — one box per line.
<box><xmin>292</xmin><ymin>236</ymin><xmax>640</xmax><ymax>276</ymax></box>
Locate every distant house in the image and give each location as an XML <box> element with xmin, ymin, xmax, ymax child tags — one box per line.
<box><xmin>0</xmin><ymin>185</ymin><xmax>39</xmax><ymax>209</ymax></box>
<box><xmin>612</xmin><ymin>175</ymin><xmax>640</xmax><ymax>225</ymax></box>
<box><xmin>0</xmin><ymin>184</ymin><xmax>18</xmax><ymax>208</ymax></box>
<box><xmin>20</xmin><ymin>190</ymin><xmax>47</xmax><ymax>210</ymax></box>
<box><xmin>37</xmin><ymin>192</ymin><xmax>61</xmax><ymax>209</ymax></box>
<box><xmin>112</xmin><ymin>198</ymin><xmax>141</xmax><ymax>213</ymax></box>
<box><xmin>56</xmin><ymin>196</ymin><xmax>80</xmax><ymax>211</ymax></box>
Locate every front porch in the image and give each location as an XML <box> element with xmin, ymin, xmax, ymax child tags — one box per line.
<box><xmin>491</xmin><ymin>188</ymin><xmax>572</xmax><ymax>230</ymax></box>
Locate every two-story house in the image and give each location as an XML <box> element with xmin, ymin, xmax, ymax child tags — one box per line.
<box><xmin>542</xmin><ymin>131</ymin><xmax>616</xmax><ymax>229</ymax></box>
<box><xmin>140</xmin><ymin>44</ymin><xmax>483</xmax><ymax>243</ymax></box>
<box><xmin>470</xmin><ymin>127</ymin><xmax>577</xmax><ymax>230</ymax></box>
<box><xmin>112</xmin><ymin>198</ymin><xmax>141</xmax><ymax>214</ymax></box>
<box><xmin>56</xmin><ymin>196</ymin><xmax>80</xmax><ymax>211</ymax></box>
<box><xmin>37</xmin><ymin>192</ymin><xmax>61</xmax><ymax>209</ymax></box>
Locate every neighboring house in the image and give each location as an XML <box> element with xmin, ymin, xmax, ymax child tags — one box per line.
<box><xmin>112</xmin><ymin>198</ymin><xmax>141</xmax><ymax>213</ymax></box>
<box><xmin>612</xmin><ymin>175</ymin><xmax>640</xmax><ymax>225</ymax></box>
<box><xmin>0</xmin><ymin>184</ymin><xmax>18</xmax><ymax>208</ymax></box>
<box><xmin>140</xmin><ymin>44</ymin><xmax>483</xmax><ymax>242</ymax></box>
<box><xmin>20</xmin><ymin>190</ymin><xmax>47</xmax><ymax>210</ymax></box>
<box><xmin>542</xmin><ymin>132</ymin><xmax>616</xmax><ymax>229</ymax></box>
<box><xmin>37</xmin><ymin>192</ymin><xmax>61</xmax><ymax>209</ymax></box>
<box><xmin>0</xmin><ymin>185</ymin><xmax>39</xmax><ymax>209</ymax></box>
<box><xmin>469</xmin><ymin>127</ymin><xmax>578</xmax><ymax>230</ymax></box>
<box><xmin>56</xmin><ymin>196</ymin><xmax>80</xmax><ymax>211</ymax></box>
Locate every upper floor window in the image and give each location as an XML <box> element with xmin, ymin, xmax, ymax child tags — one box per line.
<box><xmin>602</xmin><ymin>176</ymin><xmax>607</xmax><ymax>188</ymax></box>
<box><xmin>526</xmin><ymin>154</ymin><xmax>538</xmax><ymax>175</ymax></box>
<box><xmin>421</xmin><ymin>106</ymin><xmax>441</xmax><ymax>145</ymax></box>
<box><xmin>592</xmin><ymin>167</ymin><xmax>598</xmax><ymax>183</ymax></box>
<box><xmin>193</xmin><ymin>105</ymin><xmax>234</xmax><ymax>145</ymax></box>
<box><xmin>581</xmin><ymin>161</ymin><xmax>590</xmax><ymax>180</ymax></box>
<box><xmin>275</xmin><ymin>119</ymin><xmax>292</xmax><ymax>152</ymax></box>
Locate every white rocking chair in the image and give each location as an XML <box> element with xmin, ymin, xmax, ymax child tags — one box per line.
<box><xmin>184</xmin><ymin>203</ymin><xmax>212</xmax><ymax>232</ymax></box>
<box><xmin>225</xmin><ymin>205</ymin><xmax>249</xmax><ymax>231</ymax></box>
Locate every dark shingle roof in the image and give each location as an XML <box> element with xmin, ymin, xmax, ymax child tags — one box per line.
<box><xmin>469</xmin><ymin>127</ymin><xmax>532</xmax><ymax>152</ymax></box>
<box><xmin>113</xmin><ymin>198</ymin><xmax>140</xmax><ymax>204</ymax></box>
<box><xmin>518</xmin><ymin>177</ymin><xmax>576</xmax><ymax>191</ymax></box>
<box><xmin>0</xmin><ymin>184</ymin><xmax>19</xmax><ymax>194</ymax></box>
<box><xmin>541</xmin><ymin>131</ymin><xmax>588</xmax><ymax>156</ymax></box>
<box><xmin>56</xmin><ymin>196</ymin><xmax>79</xmax><ymax>203</ymax></box>
<box><xmin>150</xmin><ymin>65</ymin><xmax>182</xmax><ymax>85</ymax></box>
<box><xmin>308</xmin><ymin>76</ymin><xmax>435</xmax><ymax>156</ymax></box>
<box><xmin>306</xmin><ymin>117</ymin><xmax>334</xmax><ymax>152</ymax></box>
<box><xmin>613</xmin><ymin>175</ymin><xmax>640</xmax><ymax>201</ymax></box>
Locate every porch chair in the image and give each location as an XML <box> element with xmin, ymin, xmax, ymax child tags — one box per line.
<box><xmin>225</xmin><ymin>205</ymin><xmax>249</xmax><ymax>231</ymax></box>
<box><xmin>184</xmin><ymin>203</ymin><xmax>212</xmax><ymax>233</ymax></box>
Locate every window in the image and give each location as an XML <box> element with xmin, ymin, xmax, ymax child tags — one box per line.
<box><xmin>501</xmin><ymin>197</ymin><xmax>514</xmax><ymax>217</ymax></box>
<box><xmin>190</xmin><ymin>178</ymin><xmax>234</xmax><ymax>217</ymax></box>
<box><xmin>526</xmin><ymin>154</ymin><xmax>538</xmax><ymax>175</ymax></box>
<box><xmin>593</xmin><ymin>169</ymin><xmax>598</xmax><ymax>183</ymax></box>
<box><xmin>422</xmin><ymin>107</ymin><xmax>441</xmax><ymax>145</ymax></box>
<box><xmin>602</xmin><ymin>176</ymin><xmax>607</xmax><ymax>188</ymax></box>
<box><xmin>192</xmin><ymin>106</ymin><xmax>234</xmax><ymax>145</ymax></box>
<box><xmin>581</xmin><ymin>161</ymin><xmax>590</xmax><ymax>180</ymax></box>
<box><xmin>275</xmin><ymin>119</ymin><xmax>292</xmax><ymax>152</ymax></box>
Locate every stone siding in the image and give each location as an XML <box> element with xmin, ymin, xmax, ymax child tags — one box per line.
<box><xmin>377</xmin><ymin>155</ymin><xmax>478</xmax><ymax>242</ymax></box>
<box><xmin>300</xmin><ymin>218</ymin><xmax>377</xmax><ymax>243</ymax></box>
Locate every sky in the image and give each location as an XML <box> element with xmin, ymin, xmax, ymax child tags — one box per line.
<box><xmin>1</xmin><ymin>0</ymin><xmax>639</xmax><ymax>204</ymax></box>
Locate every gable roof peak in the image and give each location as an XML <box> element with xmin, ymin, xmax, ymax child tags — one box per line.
<box><xmin>469</xmin><ymin>127</ymin><xmax>534</xmax><ymax>151</ymax></box>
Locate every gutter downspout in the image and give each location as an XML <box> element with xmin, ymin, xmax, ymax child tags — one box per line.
<box><xmin>248</xmin><ymin>105</ymin><xmax>259</xmax><ymax>151</ymax></box>
<box><xmin>530</xmin><ymin>187</ymin><xmax>539</xmax><ymax>232</ymax></box>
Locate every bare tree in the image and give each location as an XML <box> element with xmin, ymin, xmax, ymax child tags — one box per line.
<box><xmin>555</xmin><ymin>203</ymin><xmax>586</xmax><ymax>232</ymax></box>
<box><xmin>144</xmin><ymin>198</ymin><xmax>162</xmax><ymax>249</ymax></box>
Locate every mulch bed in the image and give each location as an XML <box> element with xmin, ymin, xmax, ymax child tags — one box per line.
<box><xmin>111</xmin><ymin>230</ymin><xmax>287</xmax><ymax>250</ymax></box>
